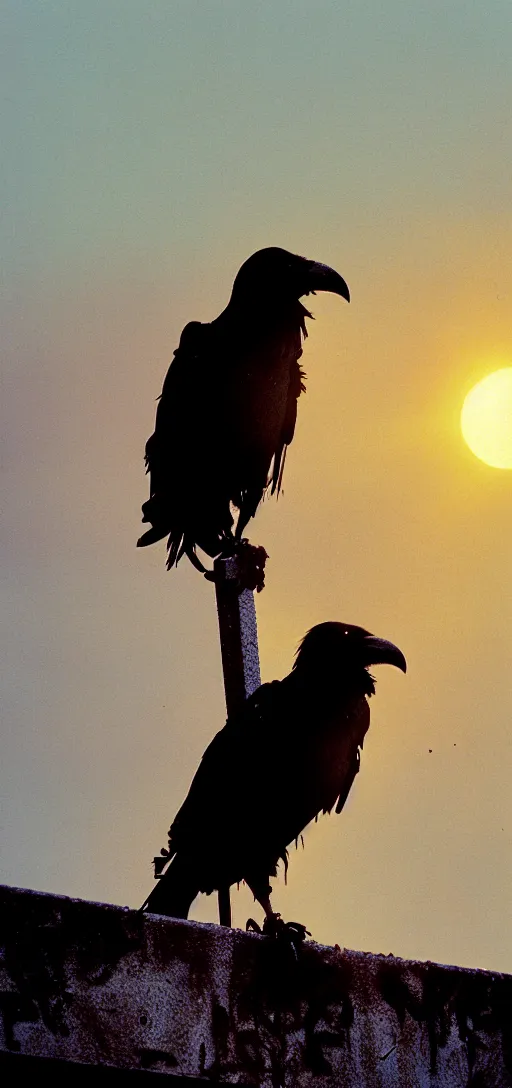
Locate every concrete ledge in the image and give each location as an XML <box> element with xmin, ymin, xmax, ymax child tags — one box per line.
<box><xmin>0</xmin><ymin>884</ymin><xmax>510</xmax><ymax>1086</ymax></box>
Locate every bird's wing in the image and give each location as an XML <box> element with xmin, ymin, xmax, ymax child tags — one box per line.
<box><xmin>168</xmin><ymin>682</ymin><xmax>282</xmax><ymax>855</ymax></box>
<box><xmin>144</xmin><ymin>322</ymin><xmax>209</xmax><ymax>495</ymax></box>
<box><xmin>166</xmin><ymin>683</ymin><xmax>369</xmax><ymax>892</ymax></box>
<box><xmin>139</xmin><ymin>320</ymin><xmax>234</xmax><ymax>559</ymax></box>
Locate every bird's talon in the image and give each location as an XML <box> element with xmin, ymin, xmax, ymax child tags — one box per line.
<box><xmin>218</xmin><ymin>538</ymin><xmax>238</xmax><ymax>560</ymax></box>
<box><xmin>260</xmin><ymin>913</ymin><xmax>310</xmax><ymax>951</ymax></box>
<box><xmin>246</xmin><ymin>917</ymin><xmax>262</xmax><ymax>933</ymax></box>
<box><xmin>235</xmin><ymin>541</ymin><xmax>268</xmax><ymax>592</ymax></box>
<box><xmin>213</xmin><ymin>540</ymin><xmax>268</xmax><ymax>592</ymax></box>
<box><xmin>284</xmin><ymin>921</ymin><xmax>311</xmax><ymax>944</ymax></box>
<box><xmin>261</xmin><ymin>912</ymin><xmax>283</xmax><ymax>938</ymax></box>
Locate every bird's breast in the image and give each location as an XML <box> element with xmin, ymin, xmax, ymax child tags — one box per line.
<box><xmin>292</xmin><ymin>697</ymin><xmax>370</xmax><ymax>803</ymax></box>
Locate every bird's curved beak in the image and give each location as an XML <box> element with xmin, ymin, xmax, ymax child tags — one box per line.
<box><xmin>307</xmin><ymin>262</ymin><xmax>350</xmax><ymax>302</ymax></box>
<box><xmin>362</xmin><ymin>636</ymin><xmax>407</xmax><ymax>673</ymax></box>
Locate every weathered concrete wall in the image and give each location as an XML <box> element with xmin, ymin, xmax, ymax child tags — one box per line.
<box><xmin>0</xmin><ymin>884</ymin><xmax>510</xmax><ymax>1086</ymax></box>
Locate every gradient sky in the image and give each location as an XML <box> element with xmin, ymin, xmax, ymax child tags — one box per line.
<box><xmin>2</xmin><ymin>1</ymin><xmax>511</xmax><ymax>973</ymax></box>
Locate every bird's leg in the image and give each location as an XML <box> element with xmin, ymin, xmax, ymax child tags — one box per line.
<box><xmin>234</xmin><ymin>507</ymin><xmax>251</xmax><ymax>544</ymax></box>
<box><xmin>246</xmin><ymin>883</ymin><xmax>311</xmax><ymax>952</ymax></box>
<box><xmin>259</xmin><ymin>894</ymin><xmax>283</xmax><ymax>936</ymax></box>
<box><xmin>246</xmin><ymin>890</ymin><xmax>278</xmax><ymax>935</ymax></box>
<box><xmin>245</xmin><ymin>884</ymin><xmax>284</xmax><ymax>936</ymax></box>
<box><xmin>235</xmin><ymin>490</ymin><xmax>262</xmax><ymax>544</ymax></box>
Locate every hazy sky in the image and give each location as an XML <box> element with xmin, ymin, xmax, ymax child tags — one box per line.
<box><xmin>2</xmin><ymin>2</ymin><xmax>511</xmax><ymax>973</ymax></box>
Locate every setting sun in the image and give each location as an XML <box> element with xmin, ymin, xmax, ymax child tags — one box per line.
<box><xmin>461</xmin><ymin>368</ymin><xmax>512</xmax><ymax>469</ymax></box>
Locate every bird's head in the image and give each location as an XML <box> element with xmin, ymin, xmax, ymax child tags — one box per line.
<box><xmin>293</xmin><ymin>621</ymin><xmax>406</xmax><ymax>696</ymax></box>
<box><xmin>230</xmin><ymin>247</ymin><xmax>350</xmax><ymax>307</ymax></box>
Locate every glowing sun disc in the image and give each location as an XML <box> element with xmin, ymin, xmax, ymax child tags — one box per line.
<box><xmin>461</xmin><ymin>368</ymin><xmax>512</xmax><ymax>469</ymax></box>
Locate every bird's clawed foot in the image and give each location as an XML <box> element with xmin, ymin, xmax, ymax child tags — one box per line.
<box><xmin>246</xmin><ymin>912</ymin><xmax>311</xmax><ymax>956</ymax></box>
<box><xmin>230</xmin><ymin>539</ymin><xmax>268</xmax><ymax>592</ymax></box>
<box><xmin>205</xmin><ymin>539</ymin><xmax>268</xmax><ymax>592</ymax></box>
<box><xmin>202</xmin><ymin>534</ymin><xmax>238</xmax><ymax>582</ymax></box>
<box><xmin>262</xmin><ymin>913</ymin><xmax>310</xmax><ymax>949</ymax></box>
<box><xmin>246</xmin><ymin>917</ymin><xmax>263</xmax><ymax>934</ymax></box>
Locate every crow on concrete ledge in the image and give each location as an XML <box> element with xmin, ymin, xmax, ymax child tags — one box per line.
<box><xmin>142</xmin><ymin>622</ymin><xmax>406</xmax><ymax>934</ymax></box>
<box><xmin>137</xmin><ymin>248</ymin><xmax>349</xmax><ymax>573</ymax></box>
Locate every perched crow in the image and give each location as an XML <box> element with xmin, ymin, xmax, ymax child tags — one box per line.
<box><xmin>138</xmin><ymin>248</ymin><xmax>349</xmax><ymax>572</ymax></box>
<box><xmin>142</xmin><ymin>622</ymin><xmax>406</xmax><ymax>927</ymax></box>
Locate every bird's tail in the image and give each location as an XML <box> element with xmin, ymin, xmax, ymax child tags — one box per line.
<box><xmin>141</xmin><ymin>855</ymin><xmax>199</xmax><ymax>920</ymax></box>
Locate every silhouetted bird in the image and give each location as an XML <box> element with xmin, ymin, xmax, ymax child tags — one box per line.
<box><xmin>138</xmin><ymin>248</ymin><xmax>349</xmax><ymax>572</ymax></box>
<box><xmin>142</xmin><ymin>622</ymin><xmax>406</xmax><ymax>928</ymax></box>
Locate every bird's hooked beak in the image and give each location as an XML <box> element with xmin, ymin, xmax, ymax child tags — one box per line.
<box><xmin>306</xmin><ymin>261</ymin><xmax>350</xmax><ymax>302</ymax></box>
<box><xmin>361</xmin><ymin>636</ymin><xmax>407</xmax><ymax>673</ymax></box>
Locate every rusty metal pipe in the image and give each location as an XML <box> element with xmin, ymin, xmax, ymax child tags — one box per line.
<box><xmin>213</xmin><ymin>549</ymin><xmax>265</xmax><ymax>925</ymax></box>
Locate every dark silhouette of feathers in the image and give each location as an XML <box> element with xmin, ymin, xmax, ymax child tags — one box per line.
<box><xmin>143</xmin><ymin>622</ymin><xmax>406</xmax><ymax>920</ymax></box>
<box><xmin>138</xmin><ymin>247</ymin><xmax>349</xmax><ymax>570</ymax></box>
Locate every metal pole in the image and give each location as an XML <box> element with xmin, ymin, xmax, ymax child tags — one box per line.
<box><xmin>213</xmin><ymin>544</ymin><xmax>267</xmax><ymax>925</ymax></box>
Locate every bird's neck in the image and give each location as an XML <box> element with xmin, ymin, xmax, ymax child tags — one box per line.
<box><xmin>223</xmin><ymin>297</ymin><xmax>311</xmax><ymax>336</ymax></box>
<box><xmin>287</xmin><ymin>666</ymin><xmax>376</xmax><ymax>706</ymax></box>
